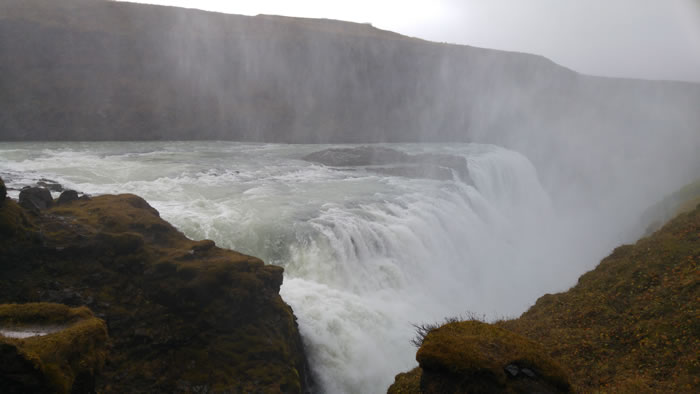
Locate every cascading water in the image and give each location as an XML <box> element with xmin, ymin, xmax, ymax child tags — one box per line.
<box><xmin>0</xmin><ymin>141</ymin><xmax>631</xmax><ymax>393</ymax></box>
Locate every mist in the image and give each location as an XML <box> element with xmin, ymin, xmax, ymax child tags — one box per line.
<box><xmin>1</xmin><ymin>0</ymin><xmax>699</xmax><ymax>392</ymax></box>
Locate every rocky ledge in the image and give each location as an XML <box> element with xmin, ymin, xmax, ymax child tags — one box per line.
<box><xmin>0</xmin><ymin>303</ymin><xmax>108</xmax><ymax>394</ymax></box>
<box><xmin>0</xmin><ymin>177</ymin><xmax>312</xmax><ymax>393</ymax></box>
<box><xmin>388</xmin><ymin>320</ymin><xmax>571</xmax><ymax>393</ymax></box>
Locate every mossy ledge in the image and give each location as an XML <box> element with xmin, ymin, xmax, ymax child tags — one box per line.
<box><xmin>0</xmin><ymin>303</ymin><xmax>108</xmax><ymax>394</ymax></box>
<box><xmin>389</xmin><ymin>321</ymin><xmax>571</xmax><ymax>394</ymax></box>
<box><xmin>0</xmin><ymin>182</ymin><xmax>312</xmax><ymax>393</ymax></box>
<box><xmin>389</xmin><ymin>203</ymin><xmax>699</xmax><ymax>393</ymax></box>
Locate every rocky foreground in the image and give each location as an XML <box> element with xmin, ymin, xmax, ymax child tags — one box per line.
<box><xmin>389</xmin><ymin>200</ymin><xmax>699</xmax><ymax>393</ymax></box>
<box><xmin>0</xmin><ymin>177</ymin><xmax>312</xmax><ymax>393</ymax></box>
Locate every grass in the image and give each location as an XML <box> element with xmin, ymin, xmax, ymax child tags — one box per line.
<box><xmin>500</xmin><ymin>203</ymin><xmax>700</xmax><ymax>392</ymax></box>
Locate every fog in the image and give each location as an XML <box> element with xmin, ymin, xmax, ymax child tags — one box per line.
<box><xmin>1</xmin><ymin>0</ymin><xmax>699</xmax><ymax>392</ymax></box>
<box><xmin>123</xmin><ymin>0</ymin><xmax>700</xmax><ymax>83</ymax></box>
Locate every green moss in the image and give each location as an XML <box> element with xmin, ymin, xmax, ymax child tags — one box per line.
<box><xmin>0</xmin><ymin>303</ymin><xmax>108</xmax><ymax>394</ymax></box>
<box><xmin>0</xmin><ymin>303</ymin><xmax>92</xmax><ymax>326</ymax></box>
<box><xmin>387</xmin><ymin>367</ymin><xmax>422</xmax><ymax>394</ymax></box>
<box><xmin>417</xmin><ymin>320</ymin><xmax>570</xmax><ymax>391</ymax></box>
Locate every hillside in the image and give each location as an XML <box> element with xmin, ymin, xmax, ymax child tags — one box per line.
<box><xmin>389</xmin><ymin>202</ymin><xmax>699</xmax><ymax>392</ymax></box>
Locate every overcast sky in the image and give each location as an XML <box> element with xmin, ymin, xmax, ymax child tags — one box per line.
<box><xmin>120</xmin><ymin>0</ymin><xmax>700</xmax><ymax>83</ymax></box>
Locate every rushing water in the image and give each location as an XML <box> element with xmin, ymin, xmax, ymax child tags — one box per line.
<box><xmin>0</xmin><ymin>141</ymin><xmax>635</xmax><ymax>393</ymax></box>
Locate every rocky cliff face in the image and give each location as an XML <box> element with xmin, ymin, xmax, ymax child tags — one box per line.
<box><xmin>388</xmin><ymin>202</ymin><xmax>700</xmax><ymax>393</ymax></box>
<box><xmin>0</xmin><ymin>180</ymin><xmax>312</xmax><ymax>393</ymax></box>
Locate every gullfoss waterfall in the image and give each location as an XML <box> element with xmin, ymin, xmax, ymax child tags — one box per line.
<box><xmin>0</xmin><ymin>141</ymin><xmax>636</xmax><ymax>393</ymax></box>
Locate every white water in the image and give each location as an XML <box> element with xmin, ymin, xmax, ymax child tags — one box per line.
<box><xmin>0</xmin><ymin>326</ymin><xmax>63</xmax><ymax>339</ymax></box>
<box><xmin>0</xmin><ymin>141</ymin><xmax>639</xmax><ymax>393</ymax></box>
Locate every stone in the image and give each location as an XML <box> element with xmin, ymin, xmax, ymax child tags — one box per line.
<box><xmin>56</xmin><ymin>190</ymin><xmax>80</xmax><ymax>205</ymax></box>
<box><xmin>505</xmin><ymin>363</ymin><xmax>520</xmax><ymax>377</ymax></box>
<box><xmin>19</xmin><ymin>187</ymin><xmax>53</xmax><ymax>211</ymax></box>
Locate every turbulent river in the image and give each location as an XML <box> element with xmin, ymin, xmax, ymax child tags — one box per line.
<box><xmin>0</xmin><ymin>141</ymin><xmax>644</xmax><ymax>393</ymax></box>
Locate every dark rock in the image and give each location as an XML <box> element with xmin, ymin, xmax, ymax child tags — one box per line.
<box><xmin>0</xmin><ymin>177</ymin><xmax>6</xmax><ymax>206</ymax></box>
<box><xmin>18</xmin><ymin>187</ymin><xmax>53</xmax><ymax>211</ymax></box>
<box><xmin>505</xmin><ymin>363</ymin><xmax>520</xmax><ymax>377</ymax></box>
<box><xmin>303</xmin><ymin>146</ymin><xmax>472</xmax><ymax>182</ymax></box>
<box><xmin>36</xmin><ymin>178</ymin><xmax>64</xmax><ymax>192</ymax></box>
<box><xmin>521</xmin><ymin>368</ymin><xmax>536</xmax><ymax>378</ymax></box>
<box><xmin>303</xmin><ymin>146</ymin><xmax>410</xmax><ymax>166</ymax></box>
<box><xmin>0</xmin><ymin>193</ymin><xmax>312</xmax><ymax>393</ymax></box>
<box><xmin>56</xmin><ymin>190</ymin><xmax>80</xmax><ymax>205</ymax></box>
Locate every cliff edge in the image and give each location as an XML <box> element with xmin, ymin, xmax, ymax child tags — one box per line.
<box><xmin>0</xmin><ymin>178</ymin><xmax>312</xmax><ymax>393</ymax></box>
<box><xmin>389</xmin><ymin>202</ymin><xmax>699</xmax><ymax>393</ymax></box>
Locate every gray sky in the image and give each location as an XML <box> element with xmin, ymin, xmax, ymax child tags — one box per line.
<box><xmin>120</xmin><ymin>0</ymin><xmax>700</xmax><ymax>82</ymax></box>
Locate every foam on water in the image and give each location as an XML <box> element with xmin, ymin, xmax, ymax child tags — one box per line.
<box><xmin>0</xmin><ymin>141</ymin><xmax>629</xmax><ymax>393</ymax></box>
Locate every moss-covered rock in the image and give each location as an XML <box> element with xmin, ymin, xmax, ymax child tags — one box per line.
<box><xmin>387</xmin><ymin>367</ymin><xmax>422</xmax><ymax>394</ymax></box>
<box><xmin>0</xmin><ymin>187</ymin><xmax>312</xmax><ymax>393</ymax></box>
<box><xmin>396</xmin><ymin>320</ymin><xmax>570</xmax><ymax>393</ymax></box>
<box><xmin>0</xmin><ymin>303</ymin><xmax>108</xmax><ymax>394</ymax></box>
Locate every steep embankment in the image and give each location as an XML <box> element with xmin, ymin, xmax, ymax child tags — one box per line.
<box><xmin>389</xmin><ymin>203</ymin><xmax>700</xmax><ymax>393</ymax></box>
<box><xmin>0</xmin><ymin>178</ymin><xmax>312</xmax><ymax>393</ymax></box>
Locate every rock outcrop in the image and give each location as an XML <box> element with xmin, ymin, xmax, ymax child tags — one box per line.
<box><xmin>303</xmin><ymin>146</ymin><xmax>471</xmax><ymax>182</ymax></box>
<box><xmin>0</xmin><ymin>178</ymin><xmax>312</xmax><ymax>393</ymax></box>
<box><xmin>0</xmin><ymin>303</ymin><xmax>108</xmax><ymax>394</ymax></box>
<box><xmin>388</xmin><ymin>321</ymin><xmax>570</xmax><ymax>393</ymax></box>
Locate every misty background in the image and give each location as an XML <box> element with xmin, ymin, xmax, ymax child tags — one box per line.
<box><xmin>121</xmin><ymin>0</ymin><xmax>700</xmax><ymax>83</ymax></box>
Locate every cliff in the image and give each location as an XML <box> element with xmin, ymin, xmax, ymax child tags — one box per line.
<box><xmin>0</xmin><ymin>179</ymin><xmax>312</xmax><ymax>393</ymax></box>
<box><xmin>389</xmin><ymin>202</ymin><xmax>700</xmax><ymax>392</ymax></box>
<box><xmin>0</xmin><ymin>0</ymin><xmax>698</xmax><ymax>149</ymax></box>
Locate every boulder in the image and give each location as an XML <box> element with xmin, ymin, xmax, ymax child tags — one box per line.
<box><xmin>56</xmin><ymin>190</ymin><xmax>79</xmax><ymax>205</ymax></box>
<box><xmin>19</xmin><ymin>187</ymin><xmax>53</xmax><ymax>211</ymax></box>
